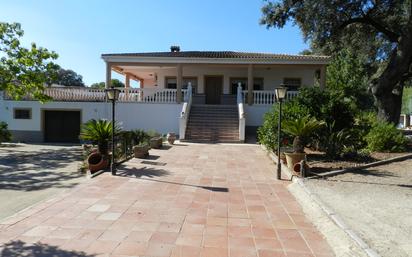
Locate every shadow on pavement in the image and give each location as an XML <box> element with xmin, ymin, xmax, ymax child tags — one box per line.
<box><xmin>116</xmin><ymin>165</ymin><xmax>229</xmax><ymax>192</ymax></box>
<box><xmin>0</xmin><ymin>147</ymin><xmax>83</xmax><ymax>191</ymax></box>
<box><xmin>0</xmin><ymin>240</ymin><xmax>95</xmax><ymax>257</ymax></box>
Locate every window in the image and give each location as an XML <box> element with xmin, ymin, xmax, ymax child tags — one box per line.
<box><xmin>230</xmin><ymin>78</ymin><xmax>263</xmax><ymax>94</ymax></box>
<box><xmin>283</xmin><ymin>78</ymin><xmax>301</xmax><ymax>91</ymax></box>
<box><xmin>14</xmin><ymin>108</ymin><xmax>31</xmax><ymax>119</ymax></box>
<box><xmin>165</xmin><ymin>77</ymin><xmax>198</xmax><ymax>93</ymax></box>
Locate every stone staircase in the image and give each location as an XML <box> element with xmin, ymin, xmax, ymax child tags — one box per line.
<box><xmin>185</xmin><ymin>105</ymin><xmax>240</xmax><ymax>143</ymax></box>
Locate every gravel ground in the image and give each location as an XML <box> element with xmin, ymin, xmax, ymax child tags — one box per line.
<box><xmin>0</xmin><ymin>143</ymin><xmax>86</xmax><ymax>221</ymax></box>
<box><xmin>304</xmin><ymin>159</ymin><xmax>412</xmax><ymax>257</ymax></box>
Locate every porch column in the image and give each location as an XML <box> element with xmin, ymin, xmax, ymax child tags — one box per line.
<box><xmin>320</xmin><ymin>65</ymin><xmax>327</xmax><ymax>89</ymax></box>
<box><xmin>105</xmin><ymin>62</ymin><xmax>112</xmax><ymax>89</ymax></box>
<box><xmin>247</xmin><ymin>64</ymin><xmax>253</xmax><ymax>105</ymax></box>
<box><xmin>176</xmin><ymin>64</ymin><xmax>183</xmax><ymax>103</ymax></box>
<box><xmin>125</xmin><ymin>74</ymin><xmax>130</xmax><ymax>99</ymax></box>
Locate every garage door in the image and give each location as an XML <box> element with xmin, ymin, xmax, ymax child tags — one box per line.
<box><xmin>44</xmin><ymin>111</ymin><xmax>81</xmax><ymax>143</ymax></box>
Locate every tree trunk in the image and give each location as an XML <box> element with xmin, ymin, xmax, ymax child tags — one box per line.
<box><xmin>373</xmin><ymin>85</ymin><xmax>404</xmax><ymax>124</ymax></box>
<box><xmin>371</xmin><ymin>19</ymin><xmax>412</xmax><ymax>124</ymax></box>
<box><xmin>293</xmin><ymin>136</ymin><xmax>305</xmax><ymax>153</ymax></box>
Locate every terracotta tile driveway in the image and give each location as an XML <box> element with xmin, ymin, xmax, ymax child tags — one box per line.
<box><xmin>0</xmin><ymin>143</ymin><xmax>334</xmax><ymax>257</ymax></box>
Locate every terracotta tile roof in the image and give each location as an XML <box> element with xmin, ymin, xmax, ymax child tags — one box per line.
<box><xmin>101</xmin><ymin>51</ymin><xmax>330</xmax><ymax>61</ymax></box>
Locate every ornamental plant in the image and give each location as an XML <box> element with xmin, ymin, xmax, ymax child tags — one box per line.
<box><xmin>79</xmin><ymin>119</ymin><xmax>121</xmax><ymax>155</ymax></box>
<box><xmin>282</xmin><ymin>116</ymin><xmax>325</xmax><ymax>153</ymax></box>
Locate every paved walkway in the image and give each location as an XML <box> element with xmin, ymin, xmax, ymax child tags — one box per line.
<box><xmin>0</xmin><ymin>143</ymin><xmax>85</xmax><ymax>220</ymax></box>
<box><xmin>0</xmin><ymin>143</ymin><xmax>334</xmax><ymax>257</ymax></box>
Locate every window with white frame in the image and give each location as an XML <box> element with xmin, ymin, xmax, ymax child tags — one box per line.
<box><xmin>283</xmin><ymin>78</ymin><xmax>301</xmax><ymax>91</ymax></box>
<box><xmin>230</xmin><ymin>77</ymin><xmax>263</xmax><ymax>94</ymax></box>
<box><xmin>165</xmin><ymin>77</ymin><xmax>197</xmax><ymax>93</ymax></box>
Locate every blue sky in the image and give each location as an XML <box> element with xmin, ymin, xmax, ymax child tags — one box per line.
<box><xmin>1</xmin><ymin>0</ymin><xmax>307</xmax><ymax>85</ymax></box>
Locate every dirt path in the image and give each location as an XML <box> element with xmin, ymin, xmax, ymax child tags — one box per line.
<box><xmin>304</xmin><ymin>159</ymin><xmax>412</xmax><ymax>257</ymax></box>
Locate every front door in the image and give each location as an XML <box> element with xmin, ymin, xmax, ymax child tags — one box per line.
<box><xmin>205</xmin><ymin>76</ymin><xmax>223</xmax><ymax>104</ymax></box>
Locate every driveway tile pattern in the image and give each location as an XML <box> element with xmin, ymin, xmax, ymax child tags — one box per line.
<box><xmin>0</xmin><ymin>143</ymin><xmax>334</xmax><ymax>257</ymax></box>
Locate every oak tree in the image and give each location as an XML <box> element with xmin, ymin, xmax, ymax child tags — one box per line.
<box><xmin>261</xmin><ymin>0</ymin><xmax>412</xmax><ymax>123</ymax></box>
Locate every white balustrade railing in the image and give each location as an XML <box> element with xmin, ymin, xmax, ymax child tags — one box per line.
<box><xmin>241</xmin><ymin>90</ymin><xmax>299</xmax><ymax>105</ymax></box>
<box><xmin>179</xmin><ymin>83</ymin><xmax>193</xmax><ymax>140</ymax></box>
<box><xmin>3</xmin><ymin>87</ymin><xmax>186</xmax><ymax>104</ymax></box>
<box><xmin>237</xmin><ymin>83</ymin><xmax>246</xmax><ymax>141</ymax></box>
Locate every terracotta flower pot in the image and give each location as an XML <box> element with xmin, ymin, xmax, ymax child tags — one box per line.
<box><xmin>284</xmin><ymin>152</ymin><xmax>306</xmax><ymax>170</ymax></box>
<box><xmin>150</xmin><ymin>137</ymin><xmax>163</xmax><ymax>149</ymax></box>
<box><xmin>133</xmin><ymin>145</ymin><xmax>149</xmax><ymax>158</ymax></box>
<box><xmin>87</xmin><ymin>152</ymin><xmax>108</xmax><ymax>173</ymax></box>
<box><xmin>167</xmin><ymin>133</ymin><xmax>176</xmax><ymax>145</ymax></box>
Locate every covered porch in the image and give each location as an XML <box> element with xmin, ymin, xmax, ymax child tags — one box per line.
<box><xmin>102</xmin><ymin>51</ymin><xmax>329</xmax><ymax>106</ymax></box>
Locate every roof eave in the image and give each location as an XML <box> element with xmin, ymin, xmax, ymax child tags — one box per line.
<box><xmin>101</xmin><ymin>55</ymin><xmax>331</xmax><ymax>65</ymax></box>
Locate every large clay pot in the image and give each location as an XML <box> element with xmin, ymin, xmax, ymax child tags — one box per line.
<box><xmin>167</xmin><ymin>133</ymin><xmax>176</xmax><ymax>145</ymax></box>
<box><xmin>133</xmin><ymin>144</ymin><xmax>149</xmax><ymax>158</ymax></box>
<box><xmin>150</xmin><ymin>137</ymin><xmax>163</xmax><ymax>149</ymax></box>
<box><xmin>87</xmin><ymin>152</ymin><xmax>108</xmax><ymax>173</ymax></box>
<box><xmin>284</xmin><ymin>152</ymin><xmax>306</xmax><ymax>170</ymax></box>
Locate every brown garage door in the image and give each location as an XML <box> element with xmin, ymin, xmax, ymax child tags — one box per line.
<box><xmin>44</xmin><ymin>111</ymin><xmax>81</xmax><ymax>143</ymax></box>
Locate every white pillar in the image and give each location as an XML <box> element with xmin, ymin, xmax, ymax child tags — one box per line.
<box><xmin>176</xmin><ymin>64</ymin><xmax>183</xmax><ymax>103</ymax></box>
<box><xmin>105</xmin><ymin>62</ymin><xmax>112</xmax><ymax>89</ymax></box>
<box><xmin>125</xmin><ymin>74</ymin><xmax>130</xmax><ymax>100</ymax></box>
<box><xmin>247</xmin><ymin>64</ymin><xmax>253</xmax><ymax>105</ymax></box>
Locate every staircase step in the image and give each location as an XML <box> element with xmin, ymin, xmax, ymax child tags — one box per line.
<box><xmin>185</xmin><ymin>104</ymin><xmax>240</xmax><ymax>142</ymax></box>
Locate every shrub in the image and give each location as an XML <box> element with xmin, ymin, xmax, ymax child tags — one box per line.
<box><xmin>130</xmin><ymin>129</ymin><xmax>150</xmax><ymax>145</ymax></box>
<box><xmin>365</xmin><ymin>122</ymin><xmax>408</xmax><ymax>152</ymax></box>
<box><xmin>282</xmin><ymin>116</ymin><xmax>325</xmax><ymax>153</ymax></box>
<box><xmin>257</xmin><ymin>100</ymin><xmax>310</xmax><ymax>151</ymax></box>
<box><xmin>0</xmin><ymin>122</ymin><xmax>12</xmax><ymax>143</ymax></box>
<box><xmin>79</xmin><ymin>119</ymin><xmax>121</xmax><ymax>155</ymax></box>
<box><xmin>295</xmin><ymin>87</ymin><xmax>355</xmax><ymax>131</ymax></box>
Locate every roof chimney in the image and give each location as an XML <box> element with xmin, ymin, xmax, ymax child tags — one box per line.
<box><xmin>170</xmin><ymin>45</ymin><xmax>180</xmax><ymax>52</ymax></box>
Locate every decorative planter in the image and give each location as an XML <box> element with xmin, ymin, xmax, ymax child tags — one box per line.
<box><xmin>284</xmin><ymin>152</ymin><xmax>306</xmax><ymax>170</ymax></box>
<box><xmin>280</xmin><ymin>152</ymin><xmax>287</xmax><ymax>164</ymax></box>
<box><xmin>167</xmin><ymin>133</ymin><xmax>176</xmax><ymax>145</ymax></box>
<box><xmin>133</xmin><ymin>145</ymin><xmax>150</xmax><ymax>158</ymax></box>
<box><xmin>87</xmin><ymin>152</ymin><xmax>108</xmax><ymax>173</ymax></box>
<box><xmin>150</xmin><ymin>137</ymin><xmax>163</xmax><ymax>149</ymax></box>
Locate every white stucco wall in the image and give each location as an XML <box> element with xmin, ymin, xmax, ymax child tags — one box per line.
<box><xmin>244</xmin><ymin>105</ymin><xmax>273</xmax><ymax>126</ymax></box>
<box><xmin>0</xmin><ymin>100</ymin><xmax>182</xmax><ymax>136</ymax></box>
<box><xmin>115</xmin><ymin>103</ymin><xmax>182</xmax><ymax>134</ymax></box>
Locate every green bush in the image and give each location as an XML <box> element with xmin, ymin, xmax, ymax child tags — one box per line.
<box><xmin>257</xmin><ymin>100</ymin><xmax>309</xmax><ymax>151</ymax></box>
<box><xmin>365</xmin><ymin>122</ymin><xmax>407</xmax><ymax>152</ymax></box>
<box><xmin>130</xmin><ymin>129</ymin><xmax>150</xmax><ymax>145</ymax></box>
<box><xmin>0</xmin><ymin>122</ymin><xmax>12</xmax><ymax>143</ymax></box>
<box><xmin>295</xmin><ymin>87</ymin><xmax>355</xmax><ymax>131</ymax></box>
<box><xmin>282</xmin><ymin>116</ymin><xmax>325</xmax><ymax>153</ymax></box>
<box><xmin>79</xmin><ymin>119</ymin><xmax>121</xmax><ymax>155</ymax></box>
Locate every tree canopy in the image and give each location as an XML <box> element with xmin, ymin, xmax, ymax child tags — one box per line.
<box><xmin>0</xmin><ymin>22</ymin><xmax>59</xmax><ymax>102</ymax></box>
<box><xmin>53</xmin><ymin>68</ymin><xmax>85</xmax><ymax>87</ymax></box>
<box><xmin>261</xmin><ymin>0</ymin><xmax>412</xmax><ymax>124</ymax></box>
<box><xmin>90</xmin><ymin>79</ymin><xmax>125</xmax><ymax>88</ymax></box>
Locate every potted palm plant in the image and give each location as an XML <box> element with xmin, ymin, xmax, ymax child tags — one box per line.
<box><xmin>80</xmin><ymin>119</ymin><xmax>121</xmax><ymax>155</ymax></box>
<box><xmin>80</xmin><ymin>119</ymin><xmax>121</xmax><ymax>172</ymax></box>
<box><xmin>282</xmin><ymin>116</ymin><xmax>324</xmax><ymax>170</ymax></box>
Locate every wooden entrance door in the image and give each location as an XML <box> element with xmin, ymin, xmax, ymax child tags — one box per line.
<box><xmin>205</xmin><ymin>76</ymin><xmax>223</xmax><ymax>104</ymax></box>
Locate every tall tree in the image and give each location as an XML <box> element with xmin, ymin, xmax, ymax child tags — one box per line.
<box><xmin>90</xmin><ymin>79</ymin><xmax>125</xmax><ymax>88</ymax></box>
<box><xmin>0</xmin><ymin>22</ymin><xmax>59</xmax><ymax>102</ymax></box>
<box><xmin>53</xmin><ymin>68</ymin><xmax>85</xmax><ymax>87</ymax></box>
<box><xmin>261</xmin><ymin>0</ymin><xmax>412</xmax><ymax>124</ymax></box>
